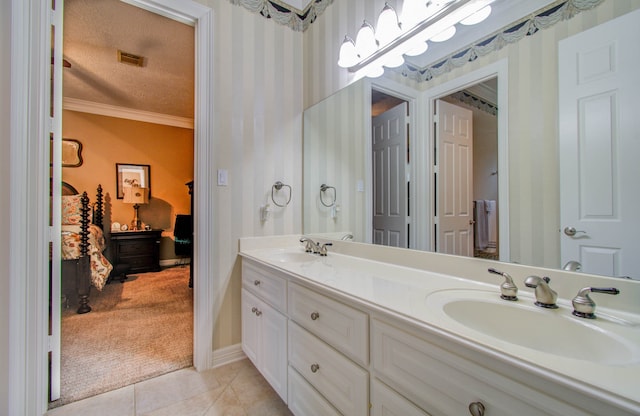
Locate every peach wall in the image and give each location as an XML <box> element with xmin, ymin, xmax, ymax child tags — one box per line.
<box><xmin>62</xmin><ymin>110</ymin><xmax>194</xmax><ymax>262</ymax></box>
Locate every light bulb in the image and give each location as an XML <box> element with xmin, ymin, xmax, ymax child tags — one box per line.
<box><xmin>365</xmin><ymin>65</ymin><xmax>385</xmax><ymax>78</ymax></box>
<box><xmin>383</xmin><ymin>53</ymin><xmax>404</xmax><ymax>68</ymax></box>
<box><xmin>355</xmin><ymin>21</ymin><xmax>378</xmax><ymax>60</ymax></box>
<box><xmin>400</xmin><ymin>0</ymin><xmax>428</xmax><ymax>31</ymax></box>
<box><xmin>338</xmin><ymin>36</ymin><xmax>359</xmax><ymax>68</ymax></box>
<box><xmin>404</xmin><ymin>40</ymin><xmax>428</xmax><ymax>56</ymax></box>
<box><xmin>376</xmin><ymin>3</ymin><xmax>402</xmax><ymax>46</ymax></box>
<box><xmin>430</xmin><ymin>25</ymin><xmax>456</xmax><ymax>42</ymax></box>
<box><xmin>460</xmin><ymin>5</ymin><xmax>492</xmax><ymax>25</ymax></box>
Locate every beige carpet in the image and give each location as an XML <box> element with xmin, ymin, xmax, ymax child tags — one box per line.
<box><xmin>54</xmin><ymin>266</ymin><xmax>193</xmax><ymax>407</ymax></box>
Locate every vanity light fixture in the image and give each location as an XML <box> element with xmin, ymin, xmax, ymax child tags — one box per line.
<box><xmin>337</xmin><ymin>0</ymin><xmax>495</xmax><ymax>77</ymax></box>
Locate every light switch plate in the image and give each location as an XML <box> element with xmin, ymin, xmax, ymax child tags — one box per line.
<box><xmin>217</xmin><ymin>169</ymin><xmax>228</xmax><ymax>186</ymax></box>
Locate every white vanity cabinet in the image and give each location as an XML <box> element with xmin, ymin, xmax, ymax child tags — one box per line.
<box><xmin>371</xmin><ymin>318</ymin><xmax>589</xmax><ymax>416</ymax></box>
<box><xmin>241</xmin><ymin>262</ymin><xmax>288</xmax><ymax>403</ymax></box>
<box><xmin>240</xmin><ymin>251</ymin><xmax>638</xmax><ymax>416</ymax></box>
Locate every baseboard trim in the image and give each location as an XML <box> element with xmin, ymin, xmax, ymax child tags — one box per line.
<box><xmin>160</xmin><ymin>258</ymin><xmax>191</xmax><ymax>267</ymax></box>
<box><xmin>212</xmin><ymin>344</ymin><xmax>246</xmax><ymax>368</ymax></box>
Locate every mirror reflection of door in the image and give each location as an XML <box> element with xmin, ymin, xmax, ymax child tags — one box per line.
<box><xmin>434</xmin><ymin>79</ymin><xmax>499</xmax><ymax>259</ymax></box>
<box><xmin>436</xmin><ymin>100</ymin><xmax>474</xmax><ymax>256</ymax></box>
<box><xmin>559</xmin><ymin>10</ymin><xmax>640</xmax><ymax>279</ymax></box>
<box><xmin>371</xmin><ymin>91</ymin><xmax>409</xmax><ymax>248</ymax></box>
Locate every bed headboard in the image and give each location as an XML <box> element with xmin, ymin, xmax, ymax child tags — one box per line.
<box><xmin>60</xmin><ymin>182</ymin><xmax>104</xmax><ymax>230</ymax></box>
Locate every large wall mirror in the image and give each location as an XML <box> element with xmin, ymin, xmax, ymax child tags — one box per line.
<box><xmin>303</xmin><ymin>0</ymin><xmax>640</xmax><ymax>280</ymax></box>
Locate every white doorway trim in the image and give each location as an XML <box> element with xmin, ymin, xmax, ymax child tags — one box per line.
<box><xmin>424</xmin><ymin>59</ymin><xmax>510</xmax><ymax>261</ymax></box>
<box><xmin>8</xmin><ymin>0</ymin><xmax>214</xmax><ymax>413</ymax></box>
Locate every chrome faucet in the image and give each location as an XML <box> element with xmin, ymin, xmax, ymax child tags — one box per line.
<box><xmin>571</xmin><ymin>287</ymin><xmax>620</xmax><ymax>319</ymax></box>
<box><xmin>341</xmin><ymin>233</ymin><xmax>354</xmax><ymax>241</ymax></box>
<box><xmin>299</xmin><ymin>237</ymin><xmax>319</xmax><ymax>253</ymax></box>
<box><xmin>524</xmin><ymin>276</ymin><xmax>558</xmax><ymax>309</ymax></box>
<box><xmin>487</xmin><ymin>268</ymin><xmax>518</xmax><ymax>301</ymax></box>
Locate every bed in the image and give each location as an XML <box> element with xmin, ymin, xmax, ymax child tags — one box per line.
<box><xmin>61</xmin><ymin>182</ymin><xmax>113</xmax><ymax>314</ymax></box>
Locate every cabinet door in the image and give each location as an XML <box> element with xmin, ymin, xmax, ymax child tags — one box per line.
<box><xmin>260</xmin><ymin>300</ymin><xmax>288</xmax><ymax>403</ymax></box>
<box><xmin>241</xmin><ymin>289</ymin><xmax>260</xmax><ymax>366</ymax></box>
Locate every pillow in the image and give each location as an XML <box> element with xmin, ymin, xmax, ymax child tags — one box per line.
<box><xmin>61</xmin><ymin>194</ymin><xmax>83</xmax><ymax>225</ymax></box>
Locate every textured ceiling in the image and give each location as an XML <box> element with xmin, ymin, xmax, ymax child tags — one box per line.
<box><xmin>63</xmin><ymin>0</ymin><xmax>195</xmax><ymax>119</ymax></box>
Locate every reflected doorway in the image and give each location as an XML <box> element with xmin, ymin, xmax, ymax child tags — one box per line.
<box><xmin>434</xmin><ymin>78</ymin><xmax>499</xmax><ymax>260</ymax></box>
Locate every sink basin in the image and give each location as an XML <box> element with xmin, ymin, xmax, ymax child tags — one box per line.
<box><xmin>267</xmin><ymin>251</ymin><xmax>317</xmax><ymax>263</ymax></box>
<box><xmin>426</xmin><ymin>290</ymin><xmax>640</xmax><ymax>365</ymax></box>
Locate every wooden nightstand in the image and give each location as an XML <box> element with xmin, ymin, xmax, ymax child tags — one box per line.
<box><xmin>109</xmin><ymin>230</ymin><xmax>162</xmax><ymax>276</ymax></box>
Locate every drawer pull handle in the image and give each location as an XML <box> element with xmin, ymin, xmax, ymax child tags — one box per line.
<box><xmin>254</xmin><ymin>280</ymin><xmax>261</xmax><ymax>286</ymax></box>
<box><xmin>251</xmin><ymin>307</ymin><xmax>257</xmax><ymax>313</ymax></box>
<box><xmin>468</xmin><ymin>402</ymin><xmax>485</xmax><ymax>416</ymax></box>
<box><xmin>310</xmin><ymin>363</ymin><xmax>320</xmax><ymax>373</ymax></box>
<box><xmin>255</xmin><ymin>309</ymin><xmax>262</xmax><ymax>316</ymax></box>
<box><xmin>310</xmin><ymin>312</ymin><xmax>320</xmax><ymax>320</ymax></box>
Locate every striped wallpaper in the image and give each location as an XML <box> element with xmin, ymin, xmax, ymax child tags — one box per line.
<box><xmin>302</xmin><ymin>0</ymin><xmax>640</xmax><ymax>271</ymax></box>
<box><xmin>195</xmin><ymin>0</ymin><xmax>304</xmax><ymax>349</ymax></box>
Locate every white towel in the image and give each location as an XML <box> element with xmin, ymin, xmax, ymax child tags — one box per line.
<box><xmin>484</xmin><ymin>200</ymin><xmax>497</xmax><ymax>253</ymax></box>
<box><xmin>474</xmin><ymin>200</ymin><xmax>488</xmax><ymax>250</ymax></box>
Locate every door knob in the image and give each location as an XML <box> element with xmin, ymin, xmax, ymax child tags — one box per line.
<box><xmin>564</xmin><ymin>226</ymin><xmax>586</xmax><ymax>237</ymax></box>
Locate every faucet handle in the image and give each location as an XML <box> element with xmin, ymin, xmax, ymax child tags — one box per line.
<box><xmin>319</xmin><ymin>242</ymin><xmax>333</xmax><ymax>256</ymax></box>
<box><xmin>572</xmin><ymin>287</ymin><xmax>620</xmax><ymax>319</ymax></box>
<box><xmin>488</xmin><ymin>268</ymin><xmax>518</xmax><ymax>301</ymax></box>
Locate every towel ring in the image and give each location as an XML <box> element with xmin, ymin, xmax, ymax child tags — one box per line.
<box><xmin>271</xmin><ymin>181</ymin><xmax>292</xmax><ymax>207</ymax></box>
<box><xmin>320</xmin><ymin>184</ymin><xmax>336</xmax><ymax>207</ymax></box>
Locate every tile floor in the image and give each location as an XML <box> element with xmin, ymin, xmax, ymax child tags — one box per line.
<box><xmin>46</xmin><ymin>358</ymin><xmax>293</xmax><ymax>416</ymax></box>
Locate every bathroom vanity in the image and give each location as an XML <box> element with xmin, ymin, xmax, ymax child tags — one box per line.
<box><xmin>239</xmin><ymin>236</ymin><xmax>640</xmax><ymax>416</ymax></box>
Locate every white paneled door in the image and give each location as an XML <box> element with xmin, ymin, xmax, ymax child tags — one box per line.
<box><xmin>372</xmin><ymin>102</ymin><xmax>409</xmax><ymax>248</ymax></box>
<box><xmin>559</xmin><ymin>9</ymin><xmax>640</xmax><ymax>279</ymax></box>
<box><xmin>436</xmin><ymin>100</ymin><xmax>473</xmax><ymax>257</ymax></box>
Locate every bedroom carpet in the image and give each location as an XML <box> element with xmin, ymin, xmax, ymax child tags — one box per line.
<box><xmin>54</xmin><ymin>265</ymin><xmax>193</xmax><ymax>408</ymax></box>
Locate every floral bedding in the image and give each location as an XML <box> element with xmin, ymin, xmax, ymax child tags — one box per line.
<box><xmin>61</xmin><ymin>224</ymin><xmax>113</xmax><ymax>291</ymax></box>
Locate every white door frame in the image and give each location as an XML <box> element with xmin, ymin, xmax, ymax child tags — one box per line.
<box><xmin>8</xmin><ymin>0</ymin><xmax>214</xmax><ymax>413</ymax></box>
<box><xmin>424</xmin><ymin>59</ymin><xmax>510</xmax><ymax>261</ymax></box>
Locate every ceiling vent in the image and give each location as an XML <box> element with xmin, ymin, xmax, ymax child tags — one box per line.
<box><xmin>117</xmin><ymin>50</ymin><xmax>144</xmax><ymax>67</ymax></box>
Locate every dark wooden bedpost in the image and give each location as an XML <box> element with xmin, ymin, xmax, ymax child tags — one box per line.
<box><xmin>95</xmin><ymin>184</ymin><xmax>104</xmax><ymax>230</ymax></box>
<box><xmin>76</xmin><ymin>192</ymin><xmax>92</xmax><ymax>314</ymax></box>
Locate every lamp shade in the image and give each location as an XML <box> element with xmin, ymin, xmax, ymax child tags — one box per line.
<box><xmin>338</xmin><ymin>36</ymin><xmax>359</xmax><ymax>68</ymax></box>
<box><xmin>376</xmin><ymin>3</ymin><xmax>402</xmax><ymax>46</ymax></box>
<box><xmin>123</xmin><ymin>186</ymin><xmax>149</xmax><ymax>204</ymax></box>
<box><xmin>355</xmin><ymin>21</ymin><xmax>378</xmax><ymax>60</ymax></box>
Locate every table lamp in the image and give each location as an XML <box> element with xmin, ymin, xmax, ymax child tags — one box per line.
<box><xmin>123</xmin><ymin>186</ymin><xmax>149</xmax><ymax>231</ymax></box>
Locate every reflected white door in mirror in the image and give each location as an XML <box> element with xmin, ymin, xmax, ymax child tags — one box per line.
<box><xmin>559</xmin><ymin>9</ymin><xmax>640</xmax><ymax>280</ymax></box>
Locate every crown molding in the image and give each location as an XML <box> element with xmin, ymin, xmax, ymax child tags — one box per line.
<box><xmin>63</xmin><ymin>97</ymin><xmax>194</xmax><ymax>129</ymax></box>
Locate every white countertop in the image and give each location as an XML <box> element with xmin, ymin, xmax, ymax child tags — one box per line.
<box><xmin>239</xmin><ymin>236</ymin><xmax>640</xmax><ymax>412</ymax></box>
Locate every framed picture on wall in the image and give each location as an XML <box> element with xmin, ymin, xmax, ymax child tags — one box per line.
<box><xmin>116</xmin><ymin>163</ymin><xmax>151</xmax><ymax>199</ymax></box>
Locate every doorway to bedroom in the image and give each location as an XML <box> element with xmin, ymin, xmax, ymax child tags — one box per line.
<box><xmin>51</xmin><ymin>0</ymin><xmax>196</xmax><ymax>407</ymax></box>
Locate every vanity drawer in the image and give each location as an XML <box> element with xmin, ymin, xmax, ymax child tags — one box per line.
<box><xmin>242</xmin><ymin>260</ymin><xmax>287</xmax><ymax>312</ymax></box>
<box><xmin>371</xmin><ymin>319</ymin><xmax>585</xmax><ymax>416</ymax></box>
<box><xmin>288</xmin><ymin>282</ymin><xmax>368</xmax><ymax>365</ymax></box>
<box><xmin>288</xmin><ymin>365</ymin><xmax>341</xmax><ymax>416</ymax></box>
<box><xmin>371</xmin><ymin>378</ymin><xmax>429</xmax><ymax>416</ymax></box>
<box><xmin>288</xmin><ymin>321</ymin><xmax>368</xmax><ymax>416</ymax></box>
